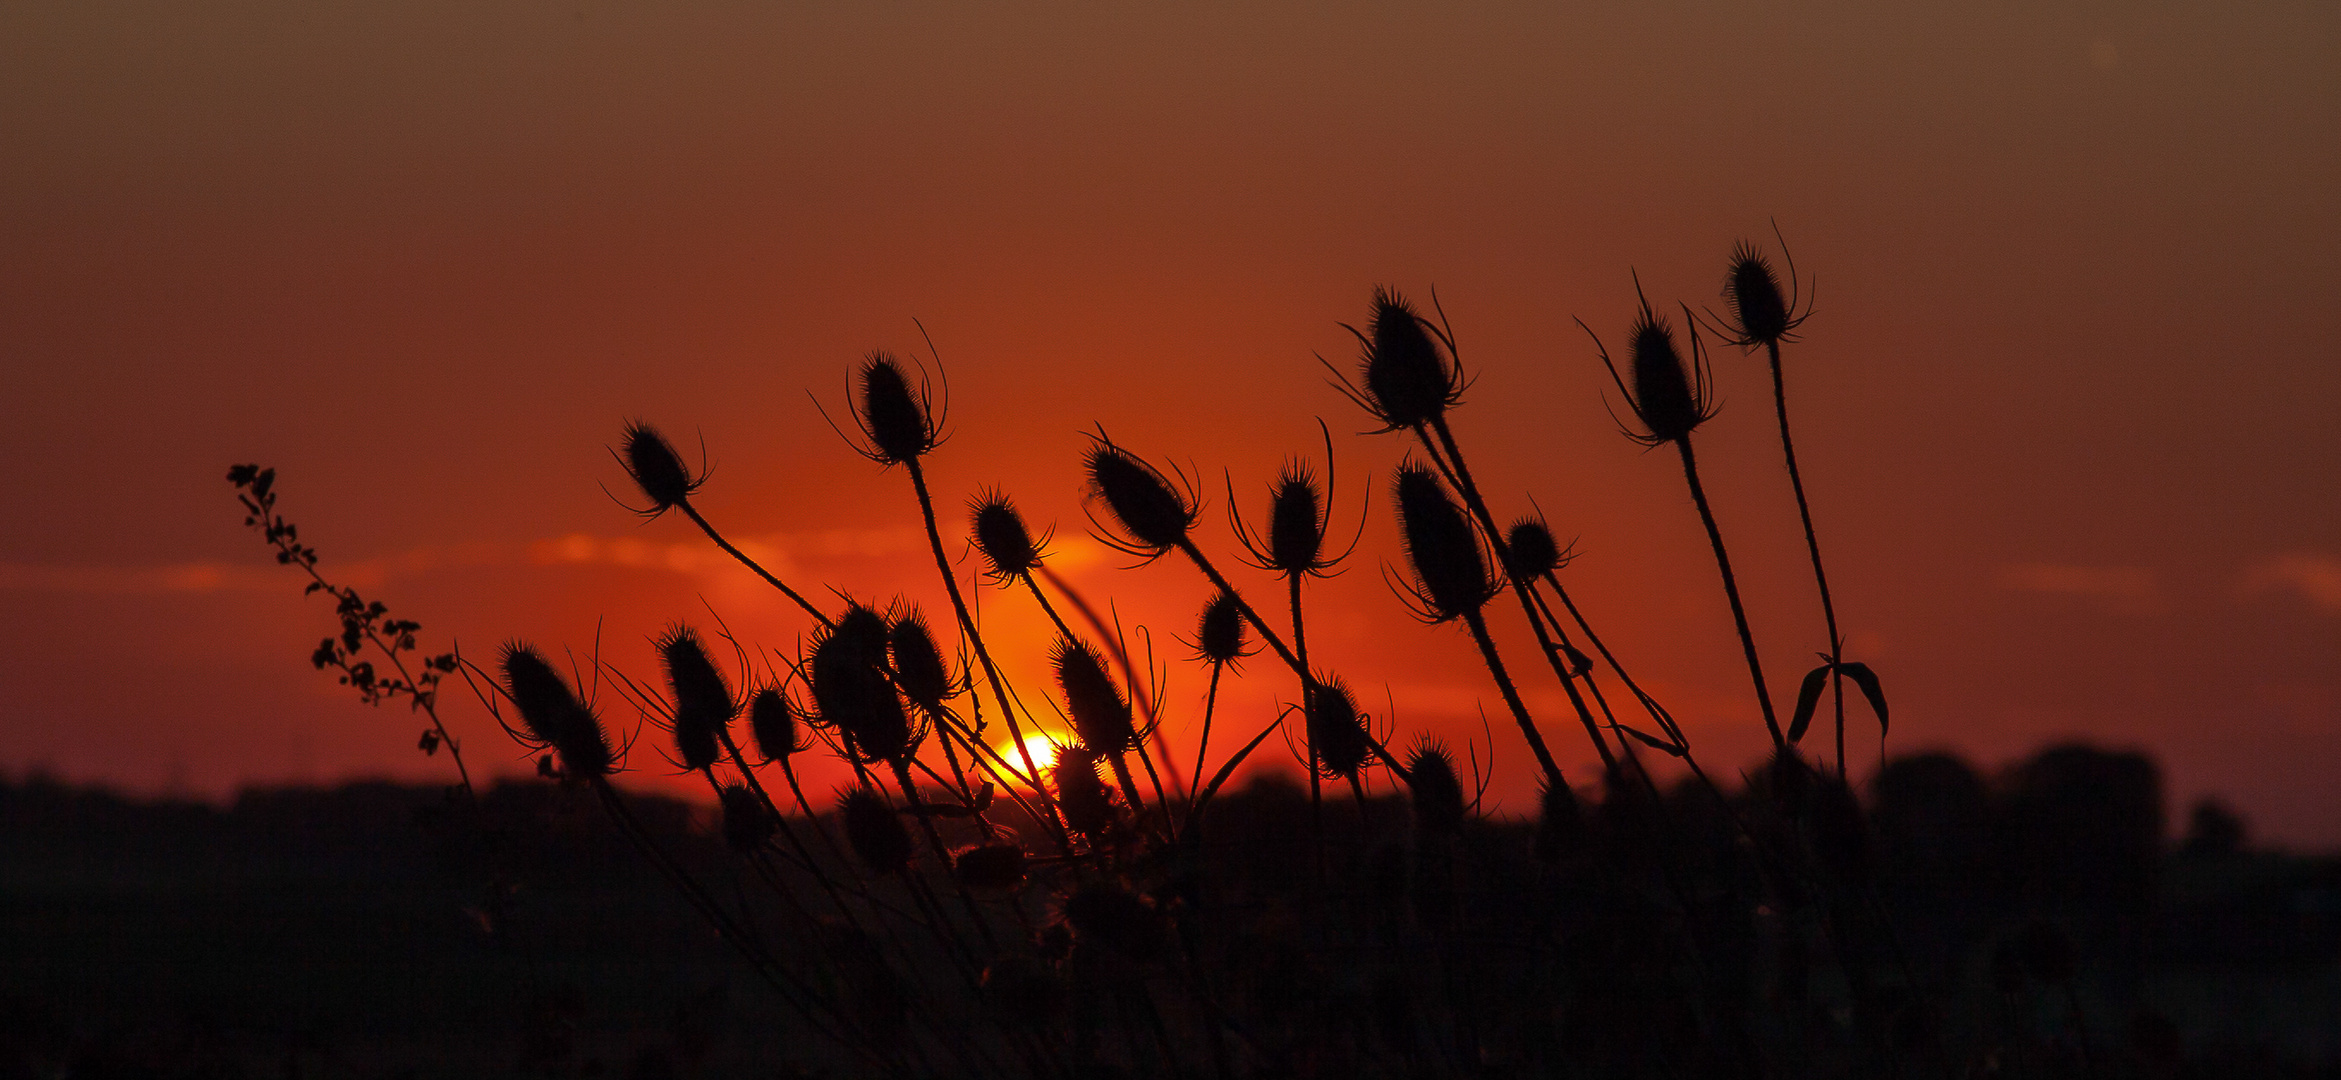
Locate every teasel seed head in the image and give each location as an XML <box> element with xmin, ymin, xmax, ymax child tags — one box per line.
<box><xmin>1407</xmin><ymin>738</ymin><xmax>1467</xmax><ymax>835</ymax></box>
<box><xmin>1054</xmin><ymin>637</ymin><xmax>1136</xmax><ymax>756</ymax></box>
<box><xmin>1534</xmin><ymin>780</ymin><xmax>1590</xmax><ymax>866</ymax></box>
<box><xmin>887</xmin><ymin>608</ymin><xmax>957</xmax><ymax>713</ymax></box>
<box><xmin>1265</xmin><ymin>466</ymin><xmax>1326</xmax><ymax>574</ymax></box>
<box><xmin>1353</xmin><ymin>287</ymin><xmax>1464</xmax><ymax>431</ymax></box>
<box><xmin>855</xmin><ymin>351</ymin><xmax>939</xmax><ymax>466</ymax></box>
<box><xmin>617</xmin><ymin>421</ymin><xmax>700</xmax><ymax>515</ymax></box>
<box><xmin>1627</xmin><ymin>302</ymin><xmax>1713</xmax><ymax>445</ymax></box>
<box><xmin>1304</xmin><ymin>676</ymin><xmax>1372</xmax><ymax>781</ymax></box>
<box><xmin>1503</xmin><ymin>515</ymin><xmax>1569</xmax><ymax>582</ymax></box>
<box><xmin>1192</xmin><ymin>591</ymin><xmax>1251</xmax><ymax>666</ymax></box>
<box><xmin>1063</xmin><ymin>882</ymin><xmax>1169</xmax><ymax>963</ymax></box>
<box><xmin>954</xmin><ymin>842</ymin><xmax>1029</xmax><ymax>891</ymax></box>
<box><xmin>748</xmin><ymin>686</ymin><xmax>802</xmax><ymax>763</ymax></box>
<box><xmin>657</xmin><ymin>624</ymin><xmax>736</xmax><ymax>772</ymax></box>
<box><xmin>1392</xmin><ymin>462</ymin><xmax>1496</xmax><ymax>622</ymax></box>
<box><xmin>810</xmin><ymin>603</ymin><xmax>914</xmax><ymax>765</ymax></box>
<box><xmin>839</xmin><ymin>787</ymin><xmax>914</xmax><ymax>875</ymax></box>
<box><xmin>718</xmin><ymin>782</ymin><xmax>775</xmax><ymax>853</ymax></box>
<box><xmin>1725</xmin><ymin>241</ymin><xmax>1792</xmax><ymax>348</ymax></box>
<box><xmin>1084</xmin><ymin>433</ymin><xmax>1197</xmax><ymax>558</ymax></box>
<box><xmin>1053</xmin><ymin>745</ymin><xmax>1119</xmax><ymax>838</ymax></box>
<box><xmin>498</xmin><ymin>642</ymin><xmax>612</xmax><ymax>778</ymax></box>
<box><xmin>969</xmin><ymin>489</ymin><xmax>1047</xmax><ymax>583</ymax></box>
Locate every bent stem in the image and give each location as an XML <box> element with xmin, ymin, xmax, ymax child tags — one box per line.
<box><xmin>678</xmin><ymin>500</ymin><xmax>832</xmax><ymax>629</ymax></box>
<box><xmin>1460</xmin><ymin>607</ymin><xmax>1566</xmax><ymax>789</ymax></box>
<box><xmin>1674</xmin><ymin>436</ymin><xmax>1785</xmax><ymax>750</ymax></box>
<box><xmin>1766</xmin><ymin>339</ymin><xmax>1849</xmax><ymax>778</ymax></box>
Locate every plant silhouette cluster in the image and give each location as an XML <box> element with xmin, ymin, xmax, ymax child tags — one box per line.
<box><xmin>217</xmin><ymin>239</ymin><xmax>2187</xmax><ymax>1080</ymax></box>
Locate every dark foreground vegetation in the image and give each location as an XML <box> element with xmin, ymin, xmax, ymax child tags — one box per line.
<box><xmin>2</xmin><ymin>753</ymin><xmax>2335</xmax><ymax>1078</ymax></box>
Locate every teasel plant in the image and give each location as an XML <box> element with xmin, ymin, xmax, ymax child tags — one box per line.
<box><xmin>1585</xmin><ymin>277</ymin><xmax>1789</xmax><ymax>753</ymax></box>
<box><xmin>1702</xmin><ymin>229</ymin><xmax>1888</xmax><ymax>779</ymax></box>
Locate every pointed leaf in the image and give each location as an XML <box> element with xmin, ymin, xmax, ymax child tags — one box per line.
<box><xmin>1788</xmin><ymin>663</ymin><xmax>1830</xmax><ymax>744</ymax></box>
<box><xmin>1616</xmin><ymin>724</ymin><xmax>1686</xmax><ymax>757</ymax></box>
<box><xmin>1838</xmin><ymin>662</ymin><xmax>1888</xmax><ymax>738</ymax></box>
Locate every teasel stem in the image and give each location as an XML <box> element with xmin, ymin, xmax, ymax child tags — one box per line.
<box><xmin>1459</xmin><ymin>607</ymin><xmax>1567</xmax><ymax>788</ymax></box>
<box><xmin>1187</xmin><ymin>659</ymin><xmax>1226</xmax><ymax>822</ymax></box>
<box><xmin>1171</xmin><ymin>538</ymin><xmax>1414</xmax><ymax>785</ymax></box>
<box><xmin>901</xmin><ymin>457</ymin><xmax>1072</xmax><ymax>850</ymax></box>
<box><xmin>1288</xmin><ymin>572</ymin><xmax>1329</xmax><ymax>885</ymax></box>
<box><xmin>1766</xmin><ymin>339</ymin><xmax>1850</xmax><ymax>778</ymax></box>
<box><xmin>676</xmin><ymin>501</ymin><xmax>832</xmax><ymax>629</ymax></box>
<box><xmin>1675</xmin><ymin>436</ymin><xmax>1787</xmax><ymax>749</ymax></box>
<box><xmin>1419</xmin><ymin>417</ymin><xmax>1619</xmax><ymax>771</ymax></box>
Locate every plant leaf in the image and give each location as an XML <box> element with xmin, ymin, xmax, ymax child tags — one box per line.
<box><xmin>1839</xmin><ymin>662</ymin><xmax>1888</xmax><ymax>738</ymax></box>
<box><xmin>1788</xmin><ymin>663</ymin><xmax>1830</xmax><ymax>744</ymax></box>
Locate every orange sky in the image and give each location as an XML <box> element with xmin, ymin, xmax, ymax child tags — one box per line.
<box><xmin>4</xmin><ymin>3</ymin><xmax>2338</xmax><ymax>843</ymax></box>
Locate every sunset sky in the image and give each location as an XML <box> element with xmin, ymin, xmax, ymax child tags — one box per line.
<box><xmin>4</xmin><ymin>3</ymin><xmax>2337</xmax><ymax>844</ymax></box>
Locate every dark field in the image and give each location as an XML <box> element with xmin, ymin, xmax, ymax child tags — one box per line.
<box><xmin>3</xmin><ymin>747</ymin><xmax>2337</xmax><ymax>1079</ymax></box>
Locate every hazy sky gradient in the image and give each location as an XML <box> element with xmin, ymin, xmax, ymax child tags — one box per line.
<box><xmin>5</xmin><ymin>3</ymin><xmax>2337</xmax><ymax>841</ymax></box>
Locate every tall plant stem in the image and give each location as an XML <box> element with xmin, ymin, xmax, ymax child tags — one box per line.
<box><xmin>1674</xmin><ymin>437</ymin><xmax>1786</xmax><ymax>750</ymax></box>
<box><xmin>1767</xmin><ymin>339</ymin><xmax>1849</xmax><ymax>777</ymax></box>
<box><xmin>1421</xmin><ymin>417</ymin><xmax>1619</xmax><ymax>771</ymax></box>
<box><xmin>1291</xmin><ymin>573</ymin><xmax>1327</xmax><ymax>885</ymax></box>
<box><xmin>1188</xmin><ymin>661</ymin><xmax>1225</xmax><ymax>820</ymax></box>
<box><xmin>902</xmin><ymin>458</ymin><xmax>1069</xmax><ymax>848</ymax></box>
<box><xmin>677</xmin><ymin>501</ymin><xmax>832</xmax><ymax>629</ymax></box>
<box><xmin>1460</xmin><ymin>607</ymin><xmax>1566</xmax><ymax>788</ymax></box>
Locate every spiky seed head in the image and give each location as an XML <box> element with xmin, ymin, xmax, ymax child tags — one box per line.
<box><xmin>718</xmin><ymin>783</ymin><xmax>775</xmax><ymax>853</ymax></box>
<box><xmin>1725</xmin><ymin>242</ymin><xmax>1791</xmax><ymax>347</ymax></box>
<box><xmin>810</xmin><ymin>604</ymin><xmax>912</xmax><ymax>764</ymax></box>
<box><xmin>1053</xmin><ymin>745</ymin><xmax>1118</xmax><ymax>837</ymax></box>
<box><xmin>1809</xmin><ymin>775</ymin><xmax>1872</xmax><ymax>879</ymax></box>
<box><xmin>1086</xmin><ymin>440</ymin><xmax>1194</xmax><ymax>553</ymax></box>
<box><xmin>839</xmin><ymin>787</ymin><xmax>914</xmax><ymax>875</ymax></box>
<box><xmin>619</xmin><ymin>421</ymin><xmax>697</xmax><ymax>512</ymax></box>
<box><xmin>1265</xmin><ymin>467</ymin><xmax>1325</xmax><ymax>574</ymax></box>
<box><xmin>954</xmin><ymin>842</ymin><xmax>1028</xmax><ymax>890</ymax></box>
<box><xmin>1407</xmin><ymin>740</ymin><xmax>1467</xmax><ymax>835</ymax></box>
<box><xmin>970</xmin><ymin>491</ymin><xmax>1044</xmax><ymax>581</ymax></box>
<box><xmin>1534</xmin><ymin>780</ymin><xmax>1589</xmax><ymax>866</ymax></box>
<box><xmin>1054</xmin><ymin>638</ymin><xmax>1135</xmax><ymax>755</ymax></box>
<box><xmin>887</xmin><ymin>610</ymin><xmax>955</xmax><ymax>712</ymax></box>
<box><xmin>657</xmin><ymin>625</ymin><xmax>735</xmax><ymax>772</ymax></box>
<box><xmin>748</xmin><ymin>687</ymin><xmax>801</xmax><ymax>762</ymax></box>
<box><xmin>499</xmin><ymin>642</ymin><xmax>612</xmax><ymax>777</ymax></box>
<box><xmin>1304</xmin><ymin>677</ymin><xmax>1371</xmax><ymax>781</ymax></box>
<box><xmin>856</xmin><ymin>352</ymin><xmax>936</xmax><ymax>465</ymax></box>
<box><xmin>1062</xmin><ymin>883</ymin><xmax>1168</xmax><ymax>963</ymax></box>
<box><xmin>1195</xmin><ymin>591</ymin><xmax>1249</xmax><ymax>665</ymax></box>
<box><xmin>1629</xmin><ymin>309</ymin><xmax>1708</xmax><ymax>443</ymax></box>
<box><xmin>1503</xmin><ymin>517</ymin><xmax>1565</xmax><ymax>582</ymax></box>
<box><xmin>1361</xmin><ymin>287</ymin><xmax>1460</xmax><ymax>429</ymax></box>
<box><xmin>1394</xmin><ymin>463</ymin><xmax>1493</xmax><ymax>621</ymax></box>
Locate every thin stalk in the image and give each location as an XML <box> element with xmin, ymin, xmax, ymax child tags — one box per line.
<box><xmin>1766</xmin><ymin>339</ymin><xmax>1850</xmax><ymax>778</ymax></box>
<box><xmin>903</xmin><ymin>457</ymin><xmax>1070</xmax><ymax>849</ymax></box>
<box><xmin>677</xmin><ymin>501</ymin><xmax>832</xmax><ymax>629</ymax></box>
<box><xmin>1459</xmin><ymin>607</ymin><xmax>1566</xmax><ymax>788</ymax></box>
<box><xmin>1292</xmin><ymin>572</ymin><xmax>1326</xmax><ymax>884</ymax></box>
<box><xmin>1187</xmin><ymin>661</ymin><xmax>1225</xmax><ymax>821</ymax></box>
<box><xmin>1674</xmin><ymin>437</ymin><xmax>1786</xmax><ymax>749</ymax></box>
